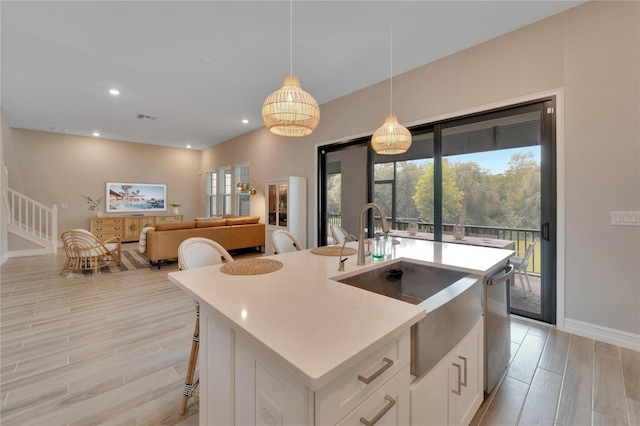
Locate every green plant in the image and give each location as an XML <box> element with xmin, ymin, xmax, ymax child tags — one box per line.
<box><xmin>170</xmin><ymin>202</ymin><xmax>182</xmax><ymax>208</ymax></box>
<box><xmin>82</xmin><ymin>195</ymin><xmax>104</xmax><ymax>211</ymax></box>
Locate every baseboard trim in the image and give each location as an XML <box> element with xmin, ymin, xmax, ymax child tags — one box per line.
<box><xmin>564</xmin><ymin>318</ymin><xmax>640</xmax><ymax>352</ymax></box>
<box><xmin>3</xmin><ymin>248</ymin><xmax>51</xmax><ymax>260</ymax></box>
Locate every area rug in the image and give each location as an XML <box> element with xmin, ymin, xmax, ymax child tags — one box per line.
<box><xmin>79</xmin><ymin>248</ymin><xmax>155</xmax><ymax>276</ymax></box>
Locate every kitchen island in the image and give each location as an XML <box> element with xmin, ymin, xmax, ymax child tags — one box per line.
<box><xmin>168</xmin><ymin>237</ymin><xmax>513</xmax><ymax>425</ymax></box>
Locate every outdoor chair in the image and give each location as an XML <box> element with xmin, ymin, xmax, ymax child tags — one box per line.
<box><xmin>271</xmin><ymin>230</ymin><xmax>303</xmax><ymax>254</ymax></box>
<box><xmin>178</xmin><ymin>237</ymin><xmax>234</xmax><ymax>415</ymax></box>
<box><xmin>510</xmin><ymin>240</ymin><xmax>536</xmax><ymax>294</ymax></box>
<box><xmin>60</xmin><ymin>229</ymin><xmax>121</xmax><ymax>274</ymax></box>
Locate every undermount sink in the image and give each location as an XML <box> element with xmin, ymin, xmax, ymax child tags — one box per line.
<box><xmin>334</xmin><ymin>261</ymin><xmax>483</xmax><ymax>378</ymax></box>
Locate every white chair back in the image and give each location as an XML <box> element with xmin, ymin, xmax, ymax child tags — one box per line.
<box><xmin>178</xmin><ymin>237</ymin><xmax>234</xmax><ymax>270</ymax></box>
<box><xmin>271</xmin><ymin>230</ymin><xmax>302</xmax><ymax>254</ymax></box>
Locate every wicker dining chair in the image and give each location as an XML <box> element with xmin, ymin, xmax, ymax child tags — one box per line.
<box><xmin>271</xmin><ymin>229</ymin><xmax>303</xmax><ymax>254</ymax></box>
<box><xmin>60</xmin><ymin>229</ymin><xmax>121</xmax><ymax>274</ymax></box>
<box><xmin>178</xmin><ymin>237</ymin><xmax>234</xmax><ymax>415</ymax></box>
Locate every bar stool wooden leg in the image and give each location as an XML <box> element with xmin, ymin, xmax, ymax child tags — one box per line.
<box><xmin>181</xmin><ymin>304</ymin><xmax>200</xmax><ymax>415</ymax></box>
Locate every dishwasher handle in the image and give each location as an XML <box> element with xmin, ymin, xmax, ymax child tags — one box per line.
<box><xmin>486</xmin><ymin>263</ymin><xmax>514</xmax><ymax>286</ymax></box>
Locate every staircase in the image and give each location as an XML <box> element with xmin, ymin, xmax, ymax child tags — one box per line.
<box><xmin>3</xmin><ymin>168</ymin><xmax>58</xmax><ymax>257</ymax></box>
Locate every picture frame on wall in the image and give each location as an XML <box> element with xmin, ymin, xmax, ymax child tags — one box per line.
<box><xmin>106</xmin><ymin>182</ymin><xmax>167</xmax><ymax>213</ymax></box>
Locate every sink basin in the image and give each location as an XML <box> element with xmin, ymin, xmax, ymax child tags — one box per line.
<box><xmin>335</xmin><ymin>261</ymin><xmax>482</xmax><ymax>378</ymax></box>
<box><xmin>336</xmin><ymin>261</ymin><xmax>467</xmax><ymax>305</ymax></box>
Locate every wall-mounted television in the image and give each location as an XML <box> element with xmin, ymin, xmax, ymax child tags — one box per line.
<box><xmin>106</xmin><ymin>182</ymin><xmax>166</xmax><ymax>213</ymax></box>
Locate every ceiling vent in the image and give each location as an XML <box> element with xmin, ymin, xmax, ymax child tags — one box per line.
<box><xmin>136</xmin><ymin>114</ymin><xmax>157</xmax><ymax>120</ymax></box>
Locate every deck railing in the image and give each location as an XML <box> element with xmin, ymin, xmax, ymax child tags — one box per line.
<box><xmin>327</xmin><ymin>214</ymin><xmax>540</xmax><ymax>274</ymax></box>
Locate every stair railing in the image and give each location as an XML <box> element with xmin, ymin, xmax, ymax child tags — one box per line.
<box><xmin>7</xmin><ymin>187</ymin><xmax>58</xmax><ymax>253</ymax></box>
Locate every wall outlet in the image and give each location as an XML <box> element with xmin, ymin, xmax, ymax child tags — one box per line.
<box><xmin>610</xmin><ymin>210</ymin><xmax>640</xmax><ymax>227</ymax></box>
<box><xmin>258</xmin><ymin>392</ymin><xmax>282</xmax><ymax>426</ymax></box>
<box><xmin>61</xmin><ymin>204</ymin><xmax>68</xmax><ymax>209</ymax></box>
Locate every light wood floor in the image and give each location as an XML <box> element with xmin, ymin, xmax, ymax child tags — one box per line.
<box><xmin>2</xmin><ymin>246</ymin><xmax>639</xmax><ymax>425</ymax></box>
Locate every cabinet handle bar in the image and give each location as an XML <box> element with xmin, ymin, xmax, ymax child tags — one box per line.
<box><xmin>360</xmin><ymin>395</ymin><xmax>396</xmax><ymax>426</ymax></box>
<box><xmin>459</xmin><ymin>356</ymin><xmax>468</xmax><ymax>387</ymax></box>
<box><xmin>453</xmin><ymin>363</ymin><xmax>462</xmax><ymax>395</ymax></box>
<box><xmin>357</xmin><ymin>357</ymin><xmax>394</xmax><ymax>385</ymax></box>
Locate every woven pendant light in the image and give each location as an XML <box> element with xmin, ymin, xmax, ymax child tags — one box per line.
<box><xmin>262</xmin><ymin>0</ymin><xmax>320</xmax><ymax>137</ymax></box>
<box><xmin>371</xmin><ymin>115</ymin><xmax>412</xmax><ymax>155</ymax></box>
<box><xmin>371</xmin><ymin>10</ymin><xmax>411</xmax><ymax>155</ymax></box>
<box><xmin>262</xmin><ymin>75</ymin><xmax>320</xmax><ymax>137</ymax></box>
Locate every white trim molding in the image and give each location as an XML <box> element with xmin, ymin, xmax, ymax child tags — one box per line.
<box><xmin>564</xmin><ymin>318</ymin><xmax>640</xmax><ymax>352</ymax></box>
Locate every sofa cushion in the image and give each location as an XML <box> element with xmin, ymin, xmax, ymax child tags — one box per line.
<box><xmin>154</xmin><ymin>221</ymin><xmax>196</xmax><ymax>231</ymax></box>
<box><xmin>226</xmin><ymin>216</ymin><xmax>261</xmax><ymax>225</ymax></box>
<box><xmin>196</xmin><ymin>218</ymin><xmax>228</xmax><ymax>228</ymax></box>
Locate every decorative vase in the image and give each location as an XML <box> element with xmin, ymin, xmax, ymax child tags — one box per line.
<box><xmin>96</xmin><ymin>209</ymin><xmax>104</xmax><ymax>218</ymax></box>
<box><xmin>172</xmin><ymin>207</ymin><xmax>179</xmax><ymax>215</ymax></box>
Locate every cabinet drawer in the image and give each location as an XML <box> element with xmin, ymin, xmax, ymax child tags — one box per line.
<box><xmin>156</xmin><ymin>215</ymin><xmax>182</xmax><ymax>223</ymax></box>
<box><xmin>316</xmin><ymin>331</ymin><xmax>410</xmax><ymax>425</ymax></box>
<box><xmin>91</xmin><ymin>225</ymin><xmax>123</xmax><ymax>233</ymax></box>
<box><xmin>94</xmin><ymin>233</ymin><xmax>123</xmax><ymax>241</ymax></box>
<box><xmin>92</xmin><ymin>218</ymin><xmax>124</xmax><ymax>226</ymax></box>
<box><xmin>337</xmin><ymin>365</ymin><xmax>410</xmax><ymax>426</ymax></box>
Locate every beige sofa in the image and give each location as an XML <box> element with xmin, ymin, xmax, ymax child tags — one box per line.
<box><xmin>144</xmin><ymin>216</ymin><xmax>265</xmax><ymax>268</ymax></box>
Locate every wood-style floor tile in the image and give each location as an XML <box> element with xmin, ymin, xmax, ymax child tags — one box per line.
<box><xmin>594</xmin><ymin>352</ymin><xmax>628</xmax><ymax>422</ymax></box>
<box><xmin>556</xmin><ymin>335</ymin><xmax>593</xmax><ymax>426</ymax></box>
<box><xmin>518</xmin><ymin>368</ymin><xmax>563</xmax><ymax>425</ymax></box>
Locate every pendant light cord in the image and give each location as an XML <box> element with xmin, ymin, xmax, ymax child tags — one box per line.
<box><xmin>389</xmin><ymin>10</ymin><xmax>393</xmax><ymax>115</ymax></box>
<box><xmin>290</xmin><ymin>0</ymin><xmax>293</xmax><ymax>76</ymax></box>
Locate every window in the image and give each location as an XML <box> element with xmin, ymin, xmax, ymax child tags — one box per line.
<box><xmin>220</xmin><ymin>167</ymin><xmax>232</xmax><ymax>215</ymax></box>
<box><xmin>235</xmin><ymin>163</ymin><xmax>250</xmax><ymax>216</ymax></box>
<box><xmin>206</xmin><ymin>171</ymin><xmax>217</xmax><ymax>216</ymax></box>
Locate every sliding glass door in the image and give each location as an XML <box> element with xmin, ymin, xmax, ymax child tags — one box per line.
<box><xmin>318</xmin><ymin>98</ymin><xmax>556</xmax><ymax>324</ymax></box>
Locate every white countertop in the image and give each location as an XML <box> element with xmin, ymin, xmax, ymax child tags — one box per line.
<box><xmin>168</xmin><ymin>237</ymin><xmax>513</xmax><ymax>389</ymax></box>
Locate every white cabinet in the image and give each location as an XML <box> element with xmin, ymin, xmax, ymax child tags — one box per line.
<box><xmin>265</xmin><ymin>176</ymin><xmax>306</xmax><ymax>254</ymax></box>
<box><xmin>411</xmin><ymin>317</ymin><xmax>484</xmax><ymax>426</ymax></box>
<box><xmin>202</xmin><ymin>295</ymin><xmax>411</xmax><ymax>426</ymax></box>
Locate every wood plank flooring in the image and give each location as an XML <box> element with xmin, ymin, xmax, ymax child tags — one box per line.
<box><xmin>473</xmin><ymin>320</ymin><xmax>640</xmax><ymax>426</ymax></box>
<box><xmin>2</xmin><ymin>246</ymin><xmax>639</xmax><ymax>425</ymax></box>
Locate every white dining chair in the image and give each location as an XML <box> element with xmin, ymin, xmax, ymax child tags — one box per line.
<box><xmin>177</xmin><ymin>237</ymin><xmax>234</xmax><ymax>415</ymax></box>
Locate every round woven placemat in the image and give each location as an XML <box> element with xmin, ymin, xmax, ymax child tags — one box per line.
<box><xmin>220</xmin><ymin>258</ymin><xmax>283</xmax><ymax>275</ymax></box>
<box><xmin>311</xmin><ymin>246</ymin><xmax>358</xmax><ymax>256</ymax></box>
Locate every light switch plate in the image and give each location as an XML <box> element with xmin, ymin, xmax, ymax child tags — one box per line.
<box><xmin>610</xmin><ymin>210</ymin><xmax>640</xmax><ymax>226</ymax></box>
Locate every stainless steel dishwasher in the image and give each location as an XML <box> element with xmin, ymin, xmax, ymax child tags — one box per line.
<box><xmin>483</xmin><ymin>262</ymin><xmax>515</xmax><ymax>394</ymax></box>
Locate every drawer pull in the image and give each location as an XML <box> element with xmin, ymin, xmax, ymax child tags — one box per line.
<box><xmin>360</xmin><ymin>395</ymin><xmax>396</xmax><ymax>426</ymax></box>
<box><xmin>452</xmin><ymin>363</ymin><xmax>462</xmax><ymax>395</ymax></box>
<box><xmin>358</xmin><ymin>357</ymin><xmax>394</xmax><ymax>385</ymax></box>
<box><xmin>459</xmin><ymin>356</ymin><xmax>468</xmax><ymax>387</ymax></box>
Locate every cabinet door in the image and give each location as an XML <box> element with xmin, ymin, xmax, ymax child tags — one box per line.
<box><xmin>278</xmin><ymin>183</ymin><xmax>288</xmax><ymax>227</ymax></box>
<box><xmin>453</xmin><ymin>322</ymin><xmax>483</xmax><ymax>426</ymax></box>
<box><xmin>268</xmin><ymin>184</ymin><xmax>278</xmax><ymax>226</ymax></box>
<box><xmin>124</xmin><ymin>218</ymin><xmax>143</xmax><ymax>240</ymax></box>
<box><xmin>411</xmin><ymin>359</ymin><xmax>451</xmax><ymax>426</ymax></box>
<box><xmin>338</xmin><ymin>366</ymin><xmax>410</xmax><ymax>426</ymax></box>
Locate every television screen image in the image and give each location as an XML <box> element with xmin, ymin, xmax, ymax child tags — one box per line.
<box><xmin>106</xmin><ymin>182</ymin><xmax>167</xmax><ymax>213</ymax></box>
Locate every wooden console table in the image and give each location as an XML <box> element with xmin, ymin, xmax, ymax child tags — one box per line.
<box><xmin>90</xmin><ymin>214</ymin><xmax>183</xmax><ymax>242</ymax></box>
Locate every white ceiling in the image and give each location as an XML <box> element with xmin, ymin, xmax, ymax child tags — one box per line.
<box><xmin>1</xmin><ymin>1</ymin><xmax>584</xmax><ymax>150</ymax></box>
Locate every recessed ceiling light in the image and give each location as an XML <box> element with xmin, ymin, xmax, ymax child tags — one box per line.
<box><xmin>92</xmin><ymin>132</ymin><xmax>100</xmax><ymax>137</ymax></box>
<box><xmin>242</xmin><ymin>119</ymin><xmax>249</xmax><ymax>124</ymax></box>
<box><xmin>186</xmin><ymin>145</ymin><xmax>192</xmax><ymax>149</ymax></box>
<box><xmin>109</xmin><ymin>89</ymin><xmax>120</xmax><ymax>95</ymax></box>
